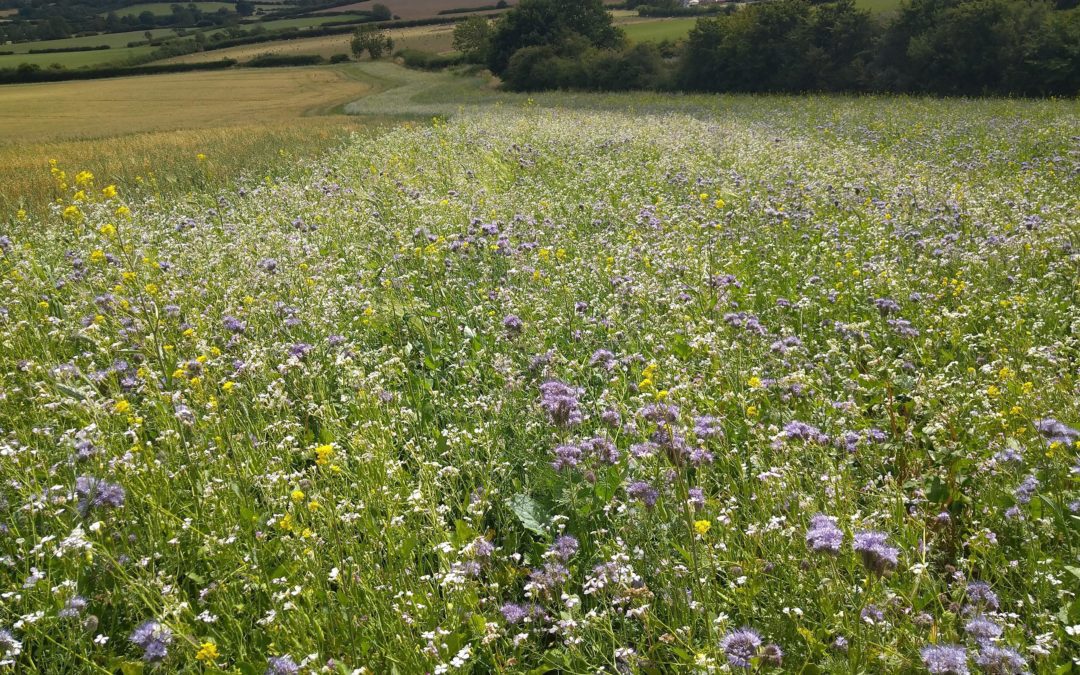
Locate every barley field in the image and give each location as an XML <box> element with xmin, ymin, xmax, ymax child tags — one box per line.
<box><xmin>0</xmin><ymin>77</ymin><xmax>1078</xmax><ymax>674</ymax></box>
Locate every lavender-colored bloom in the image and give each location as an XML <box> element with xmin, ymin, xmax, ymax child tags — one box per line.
<box><xmin>964</xmin><ymin>615</ymin><xmax>1002</xmax><ymax>643</ymax></box>
<box><xmin>590</xmin><ymin>349</ymin><xmax>616</xmax><ymax>369</ymax></box>
<box><xmin>874</xmin><ymin>297</ymin><xmax>902</xmax><ymax>315</ymax></box>
<box><xmin>694</xmin><ymin>415</ymin><xmax>724</xmax><ymax>439</ymax></box>
<box><xmin>993</xmin><ymin>448</ymin><xmax>1023</xmax><ymax>464</ymax></box>
<box><xmin>860</xmin><ymin>605</ymin><xmax>885</xmax><ymax>624</ymax></box>
<box><xmin>723</xmin><ymin>312</ymin><xmax>767</xmax><ymax>336</ymax></box>
<box><xmin>973</xmin><ymin>646</ymin><xmax>1027</xmax><ymax>674</ymax></box>
<box><xmin>640</xmin><ymin>403</ymin><xmax>679</xmax><ymax>424</ymax></box>
<box><xmin>921</xmin><ymin>644</ymin><xmax>969</xmax><ymax>675</ymax></box>
<box><xmin>600</xmin><ymin>408</ymin><xmax>622</xmax><ymax>428</ymax></box>
<box><xmin>626</xmin><ymin>481</ymin><xmax>659</xmax><ymax>507</ymax></box>
<box><xmin>806</xmin><ymin>514</ymin><xmax>844</xmax><ymax>554</ymax></box>
<box><xmin>1033</xmin><ymin>418</ymin><xmax>1079</xmax><ymax>446</ymax></box>
<box><xmin>288</xmin><ymin>343</ymin><xmax>313</xmax><ymax>359</ymax></box>
<box><xmin>1013</xmin><ymin>475</ymin><xmax>1039</xmax><ymax>505</ymax></box>
<box><xmin>74</xmin><ymin>440</ymin><xmax>97</xmax><ymax>461</ymax></box>
<box><xmin>258</xmin><ymin>258</ymin><xmax>278</xmax><ymax>273</ymax></box>
<box><xmin>888</xmin><ymin>318</ymin><xmax>920</xmax><ymax>337</ymax></box>
<box><xmin>551</xmin><ymin>444</ymin><xmax>583</xmax><ymax>471</ymax></box>
<box><xmin>222</xmin><ymin>315</ymin><xmax>246</xmax><ymax>333</ymax></box>
<box><xmin>852</xmin><ymin>530</ymin><xmax>899</xmax><ymax>574</ymax></box>
<box><xmin>720</xmin><ymin>628</ymin><xmax>763</xmax><ymax>669</ymax></box>
<box><xmin>629</xmin><ymin>441</ymin><xmax>658</xmax><ymax>459</ymax></box>
<box><xmin>539</xmin><ymin>380</ymin><xmax>583</xmax><ymax>427</ymax></box>
<box><xmin>501</xmin><ymin>602</ymin><xmax>544</xmax><ymax>624</ymax></box>
<box><xmin>0</xmin><ymin>629</ymin><xmax>20</xmax><ymax>658</ymax></box>
<box><xmin>266</xmin><ymin>655</ymin><xmax>300</xmax><ymax>675</ymax></box>
<box><xmin>529</xmin><ymin>562</ymin><xmax>568</xmax><ymax>590</ymax></box>
<box><xmin>130</xmin><ymin>620</ymin><xmax>173</xmax><ymax>663</ymax></box>
<box><xmin>770</xmin><ymin>335</ymin><xmax>802</xmax><ymax>354</ymax></box>
<box><xmin>688</xmin><ymin>487</ymin><xmax>705</xmax><ymax>510</ymax></box>
<box><xmin>965</xmin><ymin>582</ymin><xmax>1000</xmax><ymax>611</ymax></box>
<box><xmin>470</xmin><ymin>537</ymin><xmax>494</xmax><ymax>558</ymax></box>
<box><xmin>761</xmin><ymin>643</ymin><xmax>783</xmax><ymax>667</ymax></box>
<box><xmin>782</xmin><ymin>421</ymin><xmax>829</xmax><ymax>445</ymax></box>
<box><xmin>688</xmin><ymin>446</ymin><xmax>714</xmax><ymax>466</ymax></box>
<box><xmin>831</xmin><ymin>636</ymin><xmax>848</xmax><ymax>652</ymax></box>
<box><xmin>583</xmin><ymin>436</ymin><xmax>620</xmax><ymax>464</ymax></box>
<box><xmin>550</xmin><ymin>535</ymin><xmax>579</xmax><ymax>561</ymax></box>
<box><xmin>502</xmin><ymin>314</ymin><xmax>523</xmax><ymax>333</ymax></box>
<box><xmin>59</xmin><ymin>595</ymin><xmax>88</xmax><ymax>619</ymax></box>
<box><xmin>75</xmin><ymin>476</ymin><xmax>125</xmax><ymax>516</ymax></box>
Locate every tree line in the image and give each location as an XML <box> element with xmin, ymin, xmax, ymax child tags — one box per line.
<box><xmin>453</xmin><ymin>0</ymin><xmax>1080</xmax><ymax>97</ymax></box>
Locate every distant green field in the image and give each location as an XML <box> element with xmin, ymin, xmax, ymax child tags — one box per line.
<box><xmin>101</xmin><ymin>2</ymin><xmax>237</xmax><ymax>17</ymax></box>
<box><xmin>0</xmin><ymin>45</ymin><xmax>155</xmax><ymax>69</ymax></box>
<box><xmin>621</xmin><ymin>17</ymin><xmax>697</xmax><ymax>42</ymax></box>
<box><xmin>3</xmin><ymin>28</ymin><xmax>177</xmax><ymax>53</ymax></box>
<box><xmin>854</xmin><ymin>0</ymin><xmax>903</xmax><ymax>12</ymax></box>
<box><xmin>250</xmin><ymin>14</ymin><xmax>370</xmax><ymax>31</ymax></box>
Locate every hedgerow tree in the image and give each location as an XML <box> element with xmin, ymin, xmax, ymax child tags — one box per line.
<box><xmin>351</xmin><ymin>24</ymin><xmax>394</xmax><ymax>60</ymax></box>
<box><xmin>487</xmin><ymin>0</ymin><xmax>624</xmax><ymax>75</ymax></box>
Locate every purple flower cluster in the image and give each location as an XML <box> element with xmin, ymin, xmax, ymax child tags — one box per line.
<box><xmin>75</xmin><ymin>476</ymin><xmax>125</xmax><ymax>517</ymax></box>
<box><xmin>539</xmin><ymin>380</ymin><xmax>583</xmax><ymax>427</ymax></box>
<box><xmin>852</xmin><ymin>530</ymin><xmax>899</xmax><ymax>574</ymax></box>
<box><xmin>805</xmin><ymin>514</ymin><xmax>844</xmax><ymax>554</ymax></box>
<box><xmin>920</xmin><ymin>644</ymin><xmax>969</xmax><ymax>675</ymax></box>
<box><xmin>129</xmin><ymin>620</ymin><xmax>173</xmax><ymax>663</ymax></box>
<box><xmin>266</xmin><ymin>655</ymin><xmax>300</xmax><ymax>675</ymax></box>
<box><xmin>720</xmin><ymin>628</ymin><xmax>763</xmax><ymax>669</ymax></box>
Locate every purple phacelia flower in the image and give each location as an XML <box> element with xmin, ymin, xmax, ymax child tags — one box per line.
<box><xmin>222</xmin><ymin>315</ymin><xmax>246</xmax><ymax>333</ymax></box>
<box><xmin>720</xmin><ymin>628</ymin><xmax>763</xmax><ymax>669</ymax></box>
<box><xmin>782</xmin><ymin>421</ymin><xmax>829</xmax><ymax>445</ymax></box>
<box><xmin>550</xmin><ymin>535</ymin><xmax>579</xmax><ymax>561</ymax></box>
<box><xmin>75</xmin><ymin>476</ymin><xmax>125</xmax><ymax>517</ymax></box>
<box><xmin>539</xmin><ymin>380</ymin><xmax>583</xmax><ymax>427</ymax></box>
<box><xmin>964</xmin><ymin>615</ymin><xmax>1002</xmax><ymax>642</ymax></box>
<box><xmin>1034</xmin><ymin>418</ymin><xmax>1079</xmax><ymax>446</ymax></box>
<box><xmin>694</xmin><ymin>415</ymin><xmax>724</xmax><ymax>439</ymax></box>
<box><xmin>920</xmin><ymin>644</ymin><xmax>969</xmax><ymax>675</ymax></box>
<box><xmin>973</xmin><ymin>646</ymin><xmax>1027</xmax><ymax>674</ymax></box>
<box><xmin>552</xmin><ymin>444</ymin><xmax>583</xmax><ymax>471</ymax></box>
<box><xmin>626</xmin><ymin>481</ymin><xmax>659</xmax><ymax>507</ymax></box>
<box><xmin>1013</xmin><ymin>475</ymin><xmax>1039</xmax><ymax>505</ymax></box>
<box><xmin>852</xmin><ymin>530</ymin><xmax>899</xmax><ymax>574</ymax></box>
<box><xmin>590</xmin><ymin>349</ymin><xmax>616</xmax><ymax>369</ymax></box>
<box><xmin>873</xmin><ymin>297</ymin><xmax>901</xmax><ymax>315</ymax></box>
<box><xmin>806</xmin><ymin>514</ymin><xmax>844</xmax><ymax>554</ymax></box>
<box><xmin>965</xmin><ymin>582</ymin><xmax>999</xmax><ymax>611</ymax></box>
<box><xmin>130</xmin><ymin>620</ymin><xmax>173</xmax><ymax>663</ymax></box>
<box><xmin>265</xmin><ymin>655</ymin><xmax>300</xmax><ymax>675</ymax></box>
<box><xmin>640</xmin><ymin>403</ymin><xmax>679</xmax><ymax>424</ymax></box>
<box><xmin>502</xmin><ymin>314</ymin><xmax>523</xmax><ymax>334</ymax></box>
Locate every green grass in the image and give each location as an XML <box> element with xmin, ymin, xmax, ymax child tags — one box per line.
<box><xmin>0</xmin><ymin>45</ymin><xmax>157</xmax><ymax>69</ymax></box>
<box><xmin>854</xmin><ymin>0</ymin><xmax>904</xmax><ymax>12</ymax></box>
<box><xmin>248</xmin><ymin>13</ymin><xmax>371</xmax><ymax>31</ymax></box>
<box><xmin>621</xmin><ymin>17</ymin><xmax>697</xmax><ymax>42</ymax></box>
<box><xmin>100</xmin><ymin>2</ymin><xmax>237</xmax><ymax>17</ymax></box>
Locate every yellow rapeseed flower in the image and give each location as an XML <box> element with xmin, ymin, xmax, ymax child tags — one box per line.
<box><xmin>101</xmin><ymin>185</ymin><xmax>117</xmax><ymax>199</ymax></box>
<box><xmin>694</xmin><ymin>520</ymin><xmax>711</xmax><ymax>536</ymax></box>
<box><xmin>195</xmin><ymin>642</ymin><xmax>219</xmax><ymax>664</ymax></box>
<box><xmin>315</xmin><ymin>444</ymin><xmax>334</xmax><ymax>466</ymax></box>
<box><xmin>114</xmin><ymin>400</ymin><xmax>131</xmax><ymax>414</ymax></box>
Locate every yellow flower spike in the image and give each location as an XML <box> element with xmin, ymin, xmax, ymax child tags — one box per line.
<box><xmin>195</xmin><ymin>642</ymin><xmax>219</xmax><ymax>664</ymax></box>
<box><xmin>99</xmin><ymin>223</ymin><xmax>116</xmax><ymax>237</ymax></box>
<box><xmin>115</xmin><ymin>206</ymin><xmax>131</xmax><ymax>218</ymax></box>
<box><xmin>745</xmin><ymin>405</ymin><xmax>759</xmax><ymax>418</ymax></box>
<box><xmin>74</xmin><ymin>170</ymin><xmax>93</xmax><ymax>187</ymax></box>
<box><xmin>101</xmin><ymin>185</ymin><xmax>117</xmax><ymax>200</ymax></box>
<box><xmin>315</xmin><ymin>444</ymin><xmax>334</xmax><ymax>466</ymax></box>
<box><xmin>714</xmin><ymin>199</ymin><xmax>725</xmax><ymax>209</ymax></box>
<box><xmin>693</xmin><ymin>520</ymin><xmax>711</xmax><ymax>536</ymax></box>
<box><xmin>291</xmin><ymin>489</ymin><xmax>305</xmax><ymax>503</ymax></box>
<box><xmin>62</xmin><ymin>205</ymin><xmax>83</xmax><ymax>222</ymax></box>
<box><xmin>15</xmin><ymin>209</ymin><xmax>26</xmax><ymax>220</ymax></box>
<box><xmin>221</xmin><ymin>381</ymin><xmax>235</xmax><ymax>392</ymax></box>
<box><xmin>196</xmin><ymin>153</ymin><xmax>207</xmax><ymax>162</ymax></box>
<box><xmin>90</xmin><ymin>250</ymin><xmax>105</xmax><ymax>264</ymax></box>
<box><xmin>307</xmin><ymin>500</ymin><xmax>320</xmax><ymax>513</ymax></box>
<box><xmin>747</xmin><ymin>376</ymin><xmax>762</xmax><ymax>389</ymax></box>
<box><xmin>113</xmin><ymin>400</ymin><xmax>131</xmax><ymax>414</ymax></box>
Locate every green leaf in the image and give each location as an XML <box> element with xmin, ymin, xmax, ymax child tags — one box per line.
<box><xmin>508</xmin><ymin>493</ymin><xmax>548</xmax><ymax>536</ymax></box>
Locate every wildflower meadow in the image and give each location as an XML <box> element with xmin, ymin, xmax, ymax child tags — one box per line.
<box><xmin>0</xmin><ymin>95</ymin><xmax>1078</xmax><ymax>673</ymax></box>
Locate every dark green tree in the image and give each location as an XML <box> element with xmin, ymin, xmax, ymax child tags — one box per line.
<box><xmin>452</xmin><ymin>16</ymin><xmax>493</xmax><ymax>63</ymax></box>
<box><xmin>351</xmin><ymin>24</ymin><xmax>394</xmax><ymax>59</ymax></box>
<box><xmin>487</xmin><ymin>0</ymin><xmax>624</xmax><ymax>75</ymax></box>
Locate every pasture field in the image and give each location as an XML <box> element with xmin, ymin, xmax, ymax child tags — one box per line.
<box><xmin>854</xmin><ymin>0</ymin><xmax>903</xmax><ymax>12</ymax></box>
<box><xmin>0</xmin><ymin>65</ymin><xmax>384</xmax><ymax>213</ymax></box>
<box><xmin>100</xmin><ymin>2</ymin><xmax>238</xmax><ymax>17</ymax></box>
<box><xmin>164</xmin><ymin>22</ymin><xmax>459</xmax><ymax>63</ymax></box>
<box><xmin>0</xmin><ymin>66</ymin><xmax>1078</xmax><ymax>673</ymax></box>
<box><xmin>619</xmin><ymin>16</ymin><xmax>697</xmax><ymax>42</ymax></box>
<box><xmin>0</xmin><ymin>45</ymin><xmax>155</xmax><ymax>68</ymax></box>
